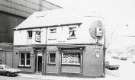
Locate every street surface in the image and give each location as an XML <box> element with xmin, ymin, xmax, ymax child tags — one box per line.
<box><xmin>0</xmin><ymin>59</ymin><xmax>135</xmax><ymax>80</ymax></box>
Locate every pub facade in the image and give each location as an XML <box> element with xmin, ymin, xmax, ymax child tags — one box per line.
<box><xmin>13</xmin><ymin>10</ymin><xmax>105</xmax><ymax>77</ymax></box>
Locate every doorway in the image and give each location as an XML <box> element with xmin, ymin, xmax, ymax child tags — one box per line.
<box><xmin>35</xmin><ymin>49</ymin><xmax>43</xmax><ymax>73</ymax></box>
<box><xmin>37</xmin><ymin>56</ymin><xmax>42</xmax><ymax>72</ymax></box>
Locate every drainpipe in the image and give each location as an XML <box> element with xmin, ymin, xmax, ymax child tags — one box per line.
<box><xmin>43</xmin><ymin>28</ymin><xmax>48</xmax><ymax>74</ymax></box>
<box><xmin>103</xmin><ymin>23</ymin><xmax>106</xmax><ymax>76</ymax></box>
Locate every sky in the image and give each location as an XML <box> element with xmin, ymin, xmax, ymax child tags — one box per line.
<box><xmin>48</xmin><ymin>0</ymin><xmax>135</xmax><ymax>51</ymax></box>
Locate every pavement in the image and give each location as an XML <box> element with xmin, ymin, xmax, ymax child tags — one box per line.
<box><xmin>18</xmin><ymin>59</ymin><xmax>135</xmax><ymax>80</ymax></box>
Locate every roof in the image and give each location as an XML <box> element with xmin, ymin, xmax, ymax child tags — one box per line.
<box><xmin>15</xmin><ymin>9</ymin><xmax>103</xmax><ymax>30</ymax></box>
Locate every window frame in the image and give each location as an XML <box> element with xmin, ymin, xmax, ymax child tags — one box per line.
<box><xmin>48</xmin><ymin>52</ymin><xmax>56</xmax><ymax>64</ymax></box>
<box><xmin>19</xmin><ymin>52</ymin><xmax>31</xmax><ymax>67</ymax></box>
<box><xmin>61</xmin><ymin>51</ymin><xmax>81</xmax><ymax>65</ymax></box>
<box><xmin>67</xmin><ymin>26</ymin><xmax>78</xmax><ymax>40</ymax></box>
<box><xmin>27</xmin><ymin>30</ymin><xmax>33</xmax><ymax>39</ymax></box>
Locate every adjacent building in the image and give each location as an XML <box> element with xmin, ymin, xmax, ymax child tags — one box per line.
<box><xmin>0</xmin><ymin>0</ymin><xmax>61</xmax><ymax>43</ymax></box>
<box><xmin>13</xmin><ymin>10</ymin><xmax>105</xmax><ymax>77</ymax></box>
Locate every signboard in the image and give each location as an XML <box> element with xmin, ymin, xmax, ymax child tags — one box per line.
<box><xmin>89</xmin><ymin>20</ymin><xmax>103</xmax><ymax>40</ymax></box>
<box><xmin>35</xmin><ymin>31</ymin><xmax>41</xmax><ymax>42</ymax></box>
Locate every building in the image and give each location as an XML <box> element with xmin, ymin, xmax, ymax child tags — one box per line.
<box><xmin>13</xmin><ymin>9</ymin><xmax>105</xmax><ymax>77</ymax></box>
<box><xmin>0</xmin><ymin>0</ymin><xmax>61</xmax><ymax>66</ymax></box>
<box><xmin>0</xmin><ymin>0</ymin><xmax>61</xmax><ymax>43</ymax></box>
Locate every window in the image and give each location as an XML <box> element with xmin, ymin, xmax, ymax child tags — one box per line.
<box><xmin>26</xmin><ymin>53</ymin><xmax>30</xmax><ymax>65</ymax></box>
<box><xmin>35</xmin><ymin>31</ymin><xmax>41</xmax><ymax>42</ymax></box>
<box><xmin>20</xmin><ymin>53</ymin><xmax>25</xmax><ymax>65</ymax></box>
<box><xmin>19</xmin><ymin>52</ymin><xmax>31</xmax><ymax>66</ymax></box>
<box><xmin>68</xmin><ymin>27</ymin><xmax>76</xmax><ymax>39</ymax></box>
<box><xmin>27</xmin><ymin>30</ymin><xmax>33</xmax><ymax>39</ymax></box>
<box><xmin>48</xmin><ymin>53</ymin><xmax>56</xmax><ymax>64</ymax></box>
<box><xmin>62</xmin><ymin>52</ymin><xmax>80</xmax><ymax>65</ymax></box>
<box><xmin>49</xmin><ymin>28</ymin><xmax>56</xmax><ymax>33</ymax></box>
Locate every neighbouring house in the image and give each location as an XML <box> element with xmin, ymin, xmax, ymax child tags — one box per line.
<box><xmin>13</xmin><ymin>9</ymin><xmax>105</xmax><ymax>77</ymax></box>
<box><xmin>0</xmin><ymin>43</ymin><xmax>13</xmax><ymax>66</ymax></box>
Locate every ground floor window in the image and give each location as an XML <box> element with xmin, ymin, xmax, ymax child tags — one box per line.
<box><xmin>62</xmin><ymin>52</ymin><xmax>81</xmax><ymax>65</ymax></box>
<box><xmin>48</xmin><ymin>52</ymin><xmax>56</xmax><ymax>64</ymax></box>
<box><xmin>19</xmin><ymin>52</ymin><xmax>31</xmax><ymax>67</ymax></box>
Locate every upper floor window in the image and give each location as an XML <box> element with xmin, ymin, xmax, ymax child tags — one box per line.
<box><xmin>35</xmin><ymin>31</ymin><xmax>41</xmax><ymax>42</ymax></box>
<box><xmin>27</xmin><ymin>30</ymin><xmax>32</xmax><ymax>39</ymax></box>
<box><xmin>69</xmin><ymin>27</ymin><xmax>76</xmax><ymax>39</ymax></box>
<box><xmin>49</xmin><ymin>28</ymin><xmax>56</xmax><ymax>33</ymax></box>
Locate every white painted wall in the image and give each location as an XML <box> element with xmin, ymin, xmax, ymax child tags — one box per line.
<box><xmin>14</xmin><ymin>28</ymin><xmax>47</xmax><ymax>45</ymax></box>
<box><xmin>14</xmin><ymin>17</ymin><xmax>104</xmax><ymax>45</ymax></box>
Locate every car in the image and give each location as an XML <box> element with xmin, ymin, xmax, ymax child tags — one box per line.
<box><xmin>0</xmin><ymin>64</ymin><xmax>21</xmax><ymax>77</ymax></box>
<box><xmin>105</xmin><ymin>57</ymin><xmax>120</xmax><ymax>70</ymax></box>
<box><xmin>119</xmin><ymin>54</ymin><xmax>127</xmax><ymax>60</ymax></box>
<box><xmin>105</xmin><ymin>62</ymin><xmax>119</xmax><ymax>70</ymax></box>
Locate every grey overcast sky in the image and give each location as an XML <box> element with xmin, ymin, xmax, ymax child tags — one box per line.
<box><xmin>49</xmin><ymin>0</ymin><xmax>135</xmax><ymax>24</ymax></box>
<box><xmin>48</xmin><ymin>0</ymin><xmax>135</xmax><ymax>51</ymax></box>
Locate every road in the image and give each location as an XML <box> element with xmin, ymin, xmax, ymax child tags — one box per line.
<box><xmin>0</xmin><ymin>75</ymin><xmax>41</xmax><ymax>80</ymax></box>
<box><xmin>0</xmin><ymin>59</ymin><xmax>134</xmax><ymax>80</ymax></box>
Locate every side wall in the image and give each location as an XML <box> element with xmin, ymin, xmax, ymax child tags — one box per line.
<box><xmin>13</xmin><ymin>46</ymin><xmax>35</xmax><ymax>73</ymax></box>
<box><xmin>83</xmin><ymin>45</ymin><xmax>104</xmax><ymax>77</ymax></box>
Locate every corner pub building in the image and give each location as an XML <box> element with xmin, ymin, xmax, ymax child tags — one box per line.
<box><xmin>13</xmin><ymin>10</ymin><xmax>105</xmax><ymax>77</ymax></box>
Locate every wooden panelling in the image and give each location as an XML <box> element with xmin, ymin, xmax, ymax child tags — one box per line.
<box><xmin>61</xmin><ymin>65</ymin><xmax>81</xmax><ymax>73</ymax></box>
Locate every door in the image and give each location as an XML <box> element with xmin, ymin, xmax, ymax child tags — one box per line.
<box><xmin>35</xmin><ymin>50</ymin><xmax>43</xmax><ymax>73</ymax></box>
<box><xmin>37</xmin><ymin>56</ymin><xmax>42</xmax><ymax>72</ymax></box>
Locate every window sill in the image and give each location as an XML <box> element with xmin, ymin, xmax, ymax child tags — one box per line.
<box><xmin>62</xmin><ymin>63</ymin><xmax>80</xmax><ymax>66</ymax></box>
<box><xmin>67</xmin><ymin>37</ymin><xmax>76</xmax><ymax>40</ymax></box>
<box><xmin>18</xmin><ymin>65</ymin><xmax>31</xmax><ymax>68</ymax></box>
<box><xmin>47</xmin><ymin>63</ymin><xmax>56</xmax><ymax>65</ymax></box>
<box><xmin>27</xmin><ymin>37</ymin><xmax>32</xmax><ymax>39</ymax></box>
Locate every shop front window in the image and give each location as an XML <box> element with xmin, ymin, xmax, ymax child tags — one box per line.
<box><xmin>19</xmin><ymin>52</ymin><xmax>31</xmax><ymax>67</ymax></box>
<box><xmin>62</xmin><ymin>52</ymin><xmax>81</xmax><ymax>65</ymax></box>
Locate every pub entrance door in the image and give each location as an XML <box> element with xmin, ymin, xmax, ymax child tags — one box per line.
<box><xmin>37</xmin><ymin>55</ymin><xmax>42</xmax><ymax>72</ymax></box>
<box><xmin>35</xmin><ymin>49</ymin><xmax>43</xmax><ymax>73</ymax></box>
